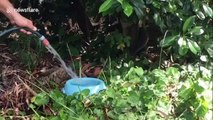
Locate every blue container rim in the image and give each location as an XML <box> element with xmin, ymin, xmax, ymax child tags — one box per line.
<box><xmin>66</xmin><ymin>77</ymin><xmax>105</xmax><ymax>87</ymax></box>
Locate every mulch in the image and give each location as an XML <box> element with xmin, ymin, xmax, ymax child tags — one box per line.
<box><xmin>0</xmin><ymin>43</ymin><xmax>103</xmax><ymax>118</ymax></box>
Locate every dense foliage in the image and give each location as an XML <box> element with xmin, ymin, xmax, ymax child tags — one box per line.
<box><xmin>0</xmin><ymin>0</ymin><xmax>212</xmax><ymax>120</ymax></box>
<box><xmin>30</xmin><ymin>63</ymin><xmax>212</xmax><ymax>120</ymax></box>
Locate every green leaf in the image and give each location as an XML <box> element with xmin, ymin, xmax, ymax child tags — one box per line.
<box><xmin>134</xmin><ymin>7</ymin><xmax>144</xmax><ymax>19</ymax></box>
<box><xmin>195</xmin><ymin>100</ymin><xmax>209</xmax><ymax>117</ymax></box>
<box><xmin>183</xmin><ymin>16</ymin><xmax>195</xmax><ymax>33</ymax></box>
<box><xmin>179</xmin><ymin>85</ymin><xmax>192</xmax><ymax>100</ymax></box>
<box><xmin>160</xmin><ymin>35</ymin><xmax>178</xmax><ymax>47</ymax></box>
<box><xmin>49</xmin><ymin>117</ymin><xmax>60</xmax><ymax>120</ymax></box>
<box><xmin>122</xmin><ymin>2</ymin><xmax>133</xmax><ymax>17</ymax></box>
<box><xmin>81</xmin><ymin>89</ymin><xmax>90</xmax><ymax>96</ymax></box>
<box><xmin>106</xmin><ymin>88</ymin><xmax>116</xmax><ymax>98</ymax></box>
<box><xmin>194</xmin><ymin>79</ymin><xmax>208</xmax><ymax>94</ymax></box>
<box><xmin>194</xmin><ymin>83</ymin><xmax>205</xmax><ymax>94</ymax></box>
<box><xmin>50</xmin><ymin>90</ymin><xmax>65</xmax><ymax>104</ymax></box>
<box><xmin>130</xmin><ymin>0</ymin><xmax>145</xmax><ymax>19</ymax></box>
<box><xmin>179</xmin><ymin>46</ymin><xmax>188</xmax><ymax>56</ymax></box>
<box><xmin>153</xmin><ymin>89</ymin><xmax>165</xmax><ymax>97</ymax></box>
<box><xmin>0</xmin><ymin>117</ymin><xmax>5</xmax><ymax>120</ymax></box>
<box><xmin>128</xmin><ymin>91</ymin><xmax>140</xmax><ymax>106</ymax></box>
<box><xmin>125</xmin><ymin>67</ymin><xmax>144</xmax><ymax>82</ymax></box>
<box><xmin>134</xmin><ymin>67</ymin><xmax>144</xmax><ymax>76</ymax></box>
<box><xmin>99</xmin><ymin>0</ymin><xmax>114</xmax><ymax>13</ymax></box>
<box><xmin>190</xmin><ymin>26</ymin><xmax>204</xmax><ymax>35</ymax></box>
<box><xmin>59</xmin><ymin>109</ymin><xmax>68</xmax><ymax>120</ymax></box>
<box><xmin>200</xmin><ymin>55</ymin><xmax>208</xmax><ymax>62</ymax></box>
<box><xmin>146</xmin><ymin>110</ymin><xmax>158</xmax><ymax>119</ymax></box>
<box><xmin>31</xmin><ymin>92</ymin><xmax>49</xmax><ymax>106</ymax></box>
<box><xmin>202</xmin><ymin>4</ymin><xmax>213</xmax><ymax>18</ymax></box>
<box><xmin>178</xmin><ymin>37</ymin><xmax>186</xmax><ymax>47</ymax></box>
<box><xmin>29</xmin><ymin>104</ymin><xmax>36</xmax><ymax>109</ymax></box>
<box><xmin>205</xmin><ymin>42</ymin><xmax>213</xmax><ymax>58</ymax></box>
<box><xmin>166</xmin><ymin>67</ymin><xmax>180</xmax><ymax>78</ymax></box>
<box><xmin>117</xmin><ymin>0</ymin><xmax>123</xmax><ymax>4</ymax></box>
<box><xmin>196</xmin><ymin>11</ymin><xmax>205</xmax><ymax>20</ymax></box>
<box><xmin>187</xmin><ymin>40</ymin><xmax>201</xmax><ymax>54</ymax></box>
<box><xmin>70</xmin><ymin>47</ymin><xmax>79</xmax><ymax>56</ymax></box>
<box><xmin>153</xmin><ymin>13</ymin><xmax>166</xmax><ymax>29</ymax></box>
<box><xmin>116</xmin><ymin>99</ymin><xmax>128</xmax><ymax>108</ymax></box>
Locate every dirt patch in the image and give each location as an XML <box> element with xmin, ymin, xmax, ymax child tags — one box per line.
<box><xmin>0</xmin><ymin>44</ymin><xmax>34</xmax><ymax>116</ymax></box>
<box><xmin>0</xmin><ymin>43</ymin><xmax>103</xmax><ymax>117</ymax></box>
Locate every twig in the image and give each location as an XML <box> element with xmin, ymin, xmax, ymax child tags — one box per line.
<box><xmin>156</xmin><ymin>110</ymin><xmax>169</xmax><ymax>119</ymax></box>
<box><xmin>46</xmin><ymin>105</ymin><xmax>57</xmax><ymax>115</ymax></box>
<box><xmin>103</xmin><ymin>107</ymin><xmax>109</xmax><ymax>120</ymax></box>
<box><xmin>3</xmin><ymin>115</ymin><xmax>32</xmax><ymax>119</ymax></box>
<box><xmin>0</xmin><ymin>53</ymin><xmax>12</xmax><ymax>60</ymax></box>
<box><xmin>15</xmin><ymin>74</ymin><xmax>37</xmax><ymax>96</ymax></box>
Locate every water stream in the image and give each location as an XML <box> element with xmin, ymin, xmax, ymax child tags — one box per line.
<box><xmin>45</xmin><ymin>44</ymin><xmax>78</xmax><ymax>78</ymax></box>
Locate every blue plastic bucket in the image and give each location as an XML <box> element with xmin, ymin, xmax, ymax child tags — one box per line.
<box><xmin>62</xmin><ymin>77</ymin><xmax>107</xmax><ymax>95</ymax></box>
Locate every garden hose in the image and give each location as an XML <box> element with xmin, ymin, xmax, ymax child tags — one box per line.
<box><xmin>0</xmin><ymin>27</ymin><xmax>50</xmax><ymax>47</ymax></box>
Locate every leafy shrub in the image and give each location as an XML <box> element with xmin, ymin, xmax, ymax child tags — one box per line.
<box><xmin>99</xmin><ymin>0</ymin><xmax>213</xmax><ymax>60</ymax></box>
<box><xmin>30</xmin><ymin>62</ymin><xmax>212</xmax><ymax>119</ymax></box>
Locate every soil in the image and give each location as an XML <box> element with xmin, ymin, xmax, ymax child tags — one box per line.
<box><xmin>0</xmin><ymin>42</ymin><xmax>103</xmax><ymax>117</ymax></box>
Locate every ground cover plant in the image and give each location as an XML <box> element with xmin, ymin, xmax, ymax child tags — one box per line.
<box><xmin>0</xmin><ymin>0</ymin><xmax>212</xmax><ymax>120</ymax></box>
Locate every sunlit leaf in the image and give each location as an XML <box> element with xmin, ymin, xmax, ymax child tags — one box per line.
<box><xmin>128</xmin><ymin>91</ymin><xmax>140</xmax><ymax>105</ymax></box>
<box><xmin>178</xmin><ymin>37</ymin><xmax>186</xmax><ymax>46</ymax></box>
<box><xmin>29</xmin><ymin>104</ymin><xmax>36</xmax><ymax>109</ymax></box>
<box><xmin>179</xmin><ymin>87</ymin><xmax>192</xmax><ymax>100</ymax></box>
<box><xmin>205</xmin><ymin>41</ymin><xmax>213</xmax><ymax>58</ymax></box>
<box><xmin>187</xmin><ymin>40</ymin><xmax>201</xmax><ymax>54</ymax></box>
<box><xmin>160</xmin><ymin>35</ymin><xmax>178</xmax><ymax>47</ymax></box>
<box><xmin>117</xmin><ymin>0</ymin><xmax>123</xmax><ymax>4</ymax></box>
<box><xmin>203</xmin><ymin>4</ymin><xmax>213</xmax><ymax>18</ymax></box>
<box><xmin>99</xmin><ymin>0</ymin><xmax>114</xmax><ymax>13</ymax></box>
<box><xmin>116</xmin><ymin>99</ymin><xmax>128</xmax><ymax>108</ymax></box>
<box><xmin>183</xmin><ymin>16</ymin><xmax>195</xmax><ymax>33</ymax></box>
<box><xmin>166</xmin><ymin>67</ymin><xmax>180</xmax><ymax>79</ymax></box>
<box><xmin>196</xmin><ymin>11</ymin><xmax>205</xmax><ymax>20</ymax></box>
<box><xmin>50</xmin><ymin>90</ymin><xmax>65</xmax><ymax>104</ymax></box>
<box><xmin>195</xmin><ymin>99</ymin><xmax>209</xmax><ymax>117</ymax></box>
<box><xmin>194</xmin><ymin>82</ymin><xmax>205</xmax><ymax>94</ymax></box>
<box><xmin>106</xmin><ymin>88</ymin><xmax>116</xmax><ymax>98</ymax></box>
<box><xmin>31</xmin><ymin>92</ymin><xmax>49</xmax><ymax>106</ymax></box>
<box><xmin>134</xmin><ymin>67</ymin><xmax>144</xmax><ymax>76</ymax></box>
<box><xmin>190</xmin><ymin>26</ymin><xmax>204</xmax><ymax>35</ymax></box>
<box><xmin>122</xmin><ymin>2</ymin><xmax>133</xmax><ymax>17</ymax></box>
<box><xmin>81</xmin><ymin>89</ymin><xmax>90</xmax><ymax>96</ymax></box>
<box><xmin>200</xmin><ymin>55</ymin><xmax>208</xmax><ymax>62</ymax></box>
<box><xmin>125</xmin><ymin>67</ymin><xmax>144</xmax><ymax>82</ymax></box>
<box><xmin>153</xmin><ymin>89</ymin><xmax>166</xmax><ymax>97</ymax></box>
<box><xmin>200</xmin><ymin>67</ymin><xmax>211</xmax><ymax>80</ymax></box>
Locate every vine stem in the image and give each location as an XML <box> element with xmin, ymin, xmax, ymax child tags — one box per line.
<box><xmin>159</xmin><ymin>30</ymin><xmax>168</xmax><ymax>69</ymax></box>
